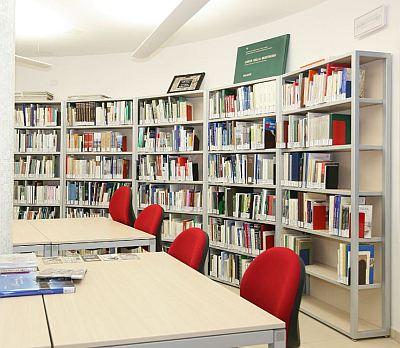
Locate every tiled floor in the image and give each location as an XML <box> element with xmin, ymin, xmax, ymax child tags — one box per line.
<box><xmin>222</xmin><ymin>285</ymin><xmax>399</xmax><ymax>348</ymax></box>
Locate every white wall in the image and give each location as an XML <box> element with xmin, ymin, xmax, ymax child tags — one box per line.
<box><xmin>16</xmin><ymin>0</ymin><xmax>400</xmax><ymax>332</ymax></box>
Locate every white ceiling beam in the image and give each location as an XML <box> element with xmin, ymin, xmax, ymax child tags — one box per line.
<box><xmin>132</xmin><ymin>0</ymin><xmax>209</xmax><ymax>58</ymax></box>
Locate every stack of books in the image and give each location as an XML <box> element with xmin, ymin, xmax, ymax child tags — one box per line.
<box><xmin>14</xmin><ymin>206</ymin><xmax>57</xmax><ymax>220</ymax></box>
<box><xmin>14</xmin><ymin>183</ymin><xmax>61</xmax><ymax>205</ymax></box>
<box><xmin>0</xmin><ymin>253</ymin><xmax>79</xmax><ymax>297</ymax></box>
<box><xmin>66</xmin><ymin>131</ymin><xmax>128</xmax><ymax>153</ymax></box>
<box><xmin>161</xmin><ymin>216</ymin><xmax>202</xmax><ymax>241</ymax></box>
<box><xmin>281</xmin><ymin>232</ymin><xmax>312</xmax><ymax>265</ymax></box>
<box><xmin>14</xmin><ymin>155</ymin><xmax>57</xmax><ymax>178</ymax></box>
<box><xmin>15</xmin><ymin>91</ymin><xmax>54</xmax><ymax>101</ymax></box>
<box><xmin>15</xmin><ymin>130</ymin><xmax>58</xmax><ymax>153</ymax></box>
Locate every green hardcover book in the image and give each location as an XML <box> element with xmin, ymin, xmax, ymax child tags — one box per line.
<box><xmin>234</xmin><ymin>34</ymin><xmax>290</xmax><ymax>83</ymax></box>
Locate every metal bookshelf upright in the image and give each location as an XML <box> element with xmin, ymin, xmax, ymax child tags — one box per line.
<box><xmin>63</xmin><ymin>98</ymin><xmax>135</xmax><ymax>218</ymax></box>
<box><xmin>205</xmin><ymin>76</ymin><xmax>282</xmax><ymax>287</ymax></box>
<box><xmin>13</xmin><ymin>101</ymin><xmax>65</xmax><ymax>219</ymax></box>
<box><xmin>133</xmin><ymin>90</ymin><xmax>207</xmax><ymax>249</ymax></box>
<box><xmin>278</xmin><ymin>50</ymin><xmax>391</xmax><ymax>339</ymax></box>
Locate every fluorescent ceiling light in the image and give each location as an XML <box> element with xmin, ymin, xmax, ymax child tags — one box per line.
<box><xmin>16</xmin><ymin>0</ymin><xmax>72</xmax><ymax>38</ymax></box>
<box><xmin>92</xmin><ymin>0</ymin><xmax>182</xmax><ymax>26</ymax></box>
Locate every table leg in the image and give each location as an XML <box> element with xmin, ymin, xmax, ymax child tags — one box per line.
<box><xmin>149</xmin><ymin>240</ymin><xmax>156</xmax><ymax>252</ymax></box>
<box><xmin>44</xmin><ymin>244</ymin><xmax>52</xmax><ymax>257</ymax></box>
<box><xmin>271</xmin><ymin>328</ymin><xmax>286</xmax><ymax>348</ymax></box>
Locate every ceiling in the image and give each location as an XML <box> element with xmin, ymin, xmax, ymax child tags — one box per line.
<box><xmin>16</xmin><ymin>0</ymin><xmax>326</xmax><ymax>57</ymax></box>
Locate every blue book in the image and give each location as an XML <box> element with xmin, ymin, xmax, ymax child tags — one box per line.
<box><xmin>0</xmin><ymin>272</ymin><xmax>75</xmax><ymax>298</ymax></box>
<box><xmin>291</xmin><ymin>153</ymin><xmax>301</xmax><ymax>182</ymax></box>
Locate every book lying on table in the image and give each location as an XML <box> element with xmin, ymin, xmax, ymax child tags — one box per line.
<box><xmin>0</xmin><ymin>253</ymin><xmax>38</xmax><ymax>274</ymax></box>
<box><xmin>0</xmin><ymin>272</ymin><xmax>75</xmax><ymax>298</ymax></box>
<box><xmin>37</xmin><ymin>268</ymin><xmax>87</xmax><ymax>280</ymax></box>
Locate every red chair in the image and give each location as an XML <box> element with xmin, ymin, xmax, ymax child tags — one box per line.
<box><xmin>134</xmin><ymin>204</ymin><xmax>164</xmax><ymax>252</ymax></box>
<box><xmin>240</xmin><ymin>247</ymin><xmax>305</xmax><ymax>348</ymax></box>
<box><xmin>167</xmin><ymin>227</ymin><xmax>209</xmax><ymax>272</ymax></box>
<box><xmin>109</xmin><ymin>186</ymin><xmax>134</xmax><ymax>226</ymax></box>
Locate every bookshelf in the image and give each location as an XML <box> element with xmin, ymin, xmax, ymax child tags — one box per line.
<box><xmin>134</xmin><ymin>91</ymin><xmax>206</xmax><ymax>248</ymax></box>
<box><xmin>278</xmin><ymin>51</ymin><xmax>391</xmax><ymax>339</ymax></box>
<box><xmin>64</xmin><ymin>98</ymin><xmax>134</xmax><ymax>218</ymax></box>
<box><xmin>13</xmin><ymin>101</ymin><xmax>64</xmax><ymax>220</ymax></box>
<box><xmin>206</xmin><ymin>77</ymin><xmax>281</xmax><ymax>288</ymax></box>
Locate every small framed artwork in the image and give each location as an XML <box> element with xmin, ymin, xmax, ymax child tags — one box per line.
<box><xmin>167</xmin><ymin>72</ymin><xmax>205</xmax><ymax>93</ymax></box>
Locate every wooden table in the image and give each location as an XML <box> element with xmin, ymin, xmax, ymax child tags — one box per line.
<box><xmin>12</xmin><ymin>220</ymin><xmax>51</xmax><ymax>256</ymax></box>
<box><xmin>0</xmin><ymin>296</ymin><xmax>51</xmax><ymax>348</ymax></box>
<box><xmin>13</xmin><ymin>217</ymin><xmax>156</xmax><ymax>255</ymax></box>
<box><xmin>42</xmin><ymin>252</ymin><xmax>285</xmax><ymax>347</ymax></box>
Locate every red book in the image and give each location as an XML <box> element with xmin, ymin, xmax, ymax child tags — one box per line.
<box><xmin>122</xmin><ymin>160</ymin><xmax>129</xmax><ymax>179</ymax></box>
<box><xmin>88</xmin><ymin>133</ymin><xmax>94</xmax><ymax>152</ymax></box>
<box><xmin>332</xmin><ymin>120</ymin><xmax>346</xmax><ymax>145</ymax></box>
<box><xmin>349</xmin><ymin>212</ymin><xmax>366</xmax><ymax>238</ymax></box>
<box><xmin>282</xmin><ymin>120</ymin><xmax>289</xmax><ymax>144</ymax></box>
<box><xmin>176</xmin><ymin>157</ymin><xmax>187</xmax><ymax>167</ymax></box>
<box><xmin>326</xmin><ymin>63</ymin><xmax>350</xmax><ymax>76</ymax></box>
<box><xmin>312</xmin><ymin>204</ymin><xmax>327</xmax><ymax>230</ymax></box>
<box><xmin>261</xmin><ymin>225</ymin><xmax>274</xmax><ymax>251</ymax></box>
<box><xmin>186</xmin><ymin>105</ymin><xmax>193</xmax><ymax>121</ymax></box>
<box><xmin>122</xmin><ymin>136</ymin><xmax>127</xmax><ymax>152</ymax></box>
<box><xmin>83</xmin><ymin>133</ymin><xmax>88</xmax><ymax>152</ymax></box>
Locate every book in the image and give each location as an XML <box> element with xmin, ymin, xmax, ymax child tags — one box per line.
<box><xmin>0</xmin><ymin>272</ymin><xmax>75</xmax><ymax>298</ymax></box>
<box><xmin>0</xmin><ymin>253</ymin><xmax>37</xmax><ymax>274</ymax></box>
<box><xmin>282</xmin><ymin>231</ymin><xmax>312</xmax><ymax>265</ymax></box>
<box><xmin>36</xmin><ymin>268</ymin><xmax>87</xmax><ymax>280</ymax></box>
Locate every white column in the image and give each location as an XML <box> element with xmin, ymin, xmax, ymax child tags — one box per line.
<box><xmin>0</xmin><ymin>0</ymin><xmax>15</xmax><ymax>254</ymax></box>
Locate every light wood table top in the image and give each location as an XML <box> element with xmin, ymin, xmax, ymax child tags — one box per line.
<box><xmin>12</xmin><ymin>220</ymin><xmax>50</xmax><ymax>246</ymax></box>
<box><xmin>42</xmin><ymin>252</ymin><xmax>284</xmax><ymax>347</ymax></box>
<box><xmin>28</xmin><ymin>217</ymin><xmax>154</xmax><ymax>244</ymax></box>
<box><xmin>0</xmin><ymin>296</ymin><xmax>51</xmax><ymax>348</ymax></box>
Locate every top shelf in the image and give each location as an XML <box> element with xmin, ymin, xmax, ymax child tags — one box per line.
<box><xmin>282</xmin><ymin>98</ymin><xmax>383</xmax><ymax>115</ymax></box>
<box><xmin>282</xmin><ymin>50</ymin><xmax>391</xmax><ymax>80</ymax></box>
<box><xmin>138</xmin><ymin>90</ymin><xmax>204</xmax><ymax>100</ymax></box>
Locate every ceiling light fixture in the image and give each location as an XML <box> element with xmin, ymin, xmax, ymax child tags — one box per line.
<box><xmin>16</xmin><ymin>0</ymin><xmax>72</xmax><ymax>38</ymax></box>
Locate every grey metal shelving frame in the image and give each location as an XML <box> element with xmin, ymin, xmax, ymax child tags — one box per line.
<box><xmin>279</xmin><ymin>50</ymin><xmax>391</xmax><ymax>339</ymax></box>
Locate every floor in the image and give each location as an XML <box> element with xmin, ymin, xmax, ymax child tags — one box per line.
<box><xmin>222</xmin><ymin>285</ymin><xmax>400</xmax><ymax>348</ymax></box>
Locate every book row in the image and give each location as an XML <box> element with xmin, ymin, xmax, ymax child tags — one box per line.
<box><xmin>208</xmin><ymin>218</ymin><xmax>274</xmax><ymax>256</ymax></box>
<box><xmin>208</xmin><ymin>187</ymin><xmax>276</xmax><ymax>222</ymax></box>
<box><xmin>208</xmin><ymin>154</ymin><xmax>275</xmax><ymax>185</ymax></box>
<box><xmin>66</xmin><ymin>182</ymin><xmax>130</xmax><ymax>206</ymax></box>
<box><xmin>67</xmin><ymin>101</ymin><xmax>133</xmax><ymax>126</ymax></box>
<box><xmin>14</xmin><ymin>155</ymin><xmax>58</xmax><ymax>178</ymax></box>
<box><xmin>282</xmin><ymin>152</ymin><xmax>339</xmax><ymax>189</ymax></box>
<box><xmin>338</xmin><ymin>243</ymin><xmax>375</xmax><ymax>285</ymax></box>
<box><xmin>161</xmin><ymin>216</ymin><xmax>202</xmax><ymax>241</ymax></box>
<box><xmin>281</xmin><ymin>232</ymin><xmax>312</xmax><ymax>266</ymax></box>
<box><xmin>209</xmin><ymin>80</ymin><xmax>277</xmax><ymax>119</ymax></box>
<box><xmin>66</xmin><ymin>131</ymin><xmax>128</xmax><ymax>153</ymax></box>
<box><xmin>208</xmin><ymin>118</ymin><xmax>275</xmax><ymax>151</ymax></box>
<box><xmin>282</xmin><ymin>65</ymin><xmax>365</xmax><ymax>111</ymax></box>
<box><xmin>138</xmin><ymin>155</ymin><xmax>199</xmax><ymax>181</ymax></box>
<box><xmin>15</xmin><ymin>104</ymin><xmax>59</xmax><ymax>127</ymax></box>
<box><xmin>13</xmin><ymin>206</ymin><xmax>57</xmax><ymax>220</ymax></box>
<box><xmin>138</xmin><ymin>185</ymin><xmax>202</xmax><ymax>212</ymax></box>
<box><xmin>65</xmin><ymin>156</ymin><xmax>130</xmax><ymax>179</ymax></box>
<box><xmin>66</xmin><ymin>207</ymin><xmax>108</xmax><ymax>219</ymax></box>
<box><xmin>137</xmin><ymin>126</ymin><xmax>200</xmax><ymax>152</ymax></box>
<box><xmin>14</xmin><ymin>184</ymin><xmax>61</xmax><ymax>205</ymax></box>
<box><xmin>139</xmin><ymin>97</ymin><xmax>193</xmax><ymax>125</ymax></box>
<box><xmin>276</xmin><ymin>113</ymin><xmax>350</xmax><ymax>149</ymax></box>
<box><xmin>209</xmin><ymin>251</ymin><xmax>252</xmax><ymax>286</ymax></box>
<box><xmin>14</xmin><ymin>130</ymin><xmax>58</xmax><ymax>153</ymax></box>
<box><xmin>282</xmin><ymin>192</ymin><xmax>373</xmax><ymax>238</ymax></box>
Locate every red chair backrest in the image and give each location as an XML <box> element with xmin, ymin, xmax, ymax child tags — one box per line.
<box><xmin>240</xmin><ymin>247</ymin><xmax>303</xmax><ymax>343</ymax></box>
<box><xmin>109</xmin><ymin>186</ymin><xmax>134</xmax><ymax>226</ymax></box>
<box><xmin>134</xmin><ymin>204</ymin><xmax>164</xmax><ymax>251</ymax></box>
<box><xmin>168</xmin><ymin>227</ymin><xmax>209</xmax><ymax>271</ymax></box>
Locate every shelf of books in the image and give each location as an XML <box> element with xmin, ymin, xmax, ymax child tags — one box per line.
<box><xmin>14</xmin><ymin>101</ymin><xmax>64</xmax><ymax>219</ymax></box>
<box><xmin>278</xmin><ymin>51</ymin><xmax>391</xmax><ymax>339</ymax></box>
<box><xmin>206</xmin><ymin>77</ymin><xmax>281</xmax><ymax>288</ymax></box>
<box><xmin>65</xmin><ymin>99</ymin><xmax>134</xmax><ymax>218</ymax></box>
<box><xmin>135</xmin><ymin>91</ymin><xmax>206</xmax><ymax>249</ymax></box>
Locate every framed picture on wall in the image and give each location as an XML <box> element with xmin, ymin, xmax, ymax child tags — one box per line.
<box><xmin>167</xmin><ymin>72</ymin><xmax>205</xmax><ymax>93</ymax></box>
